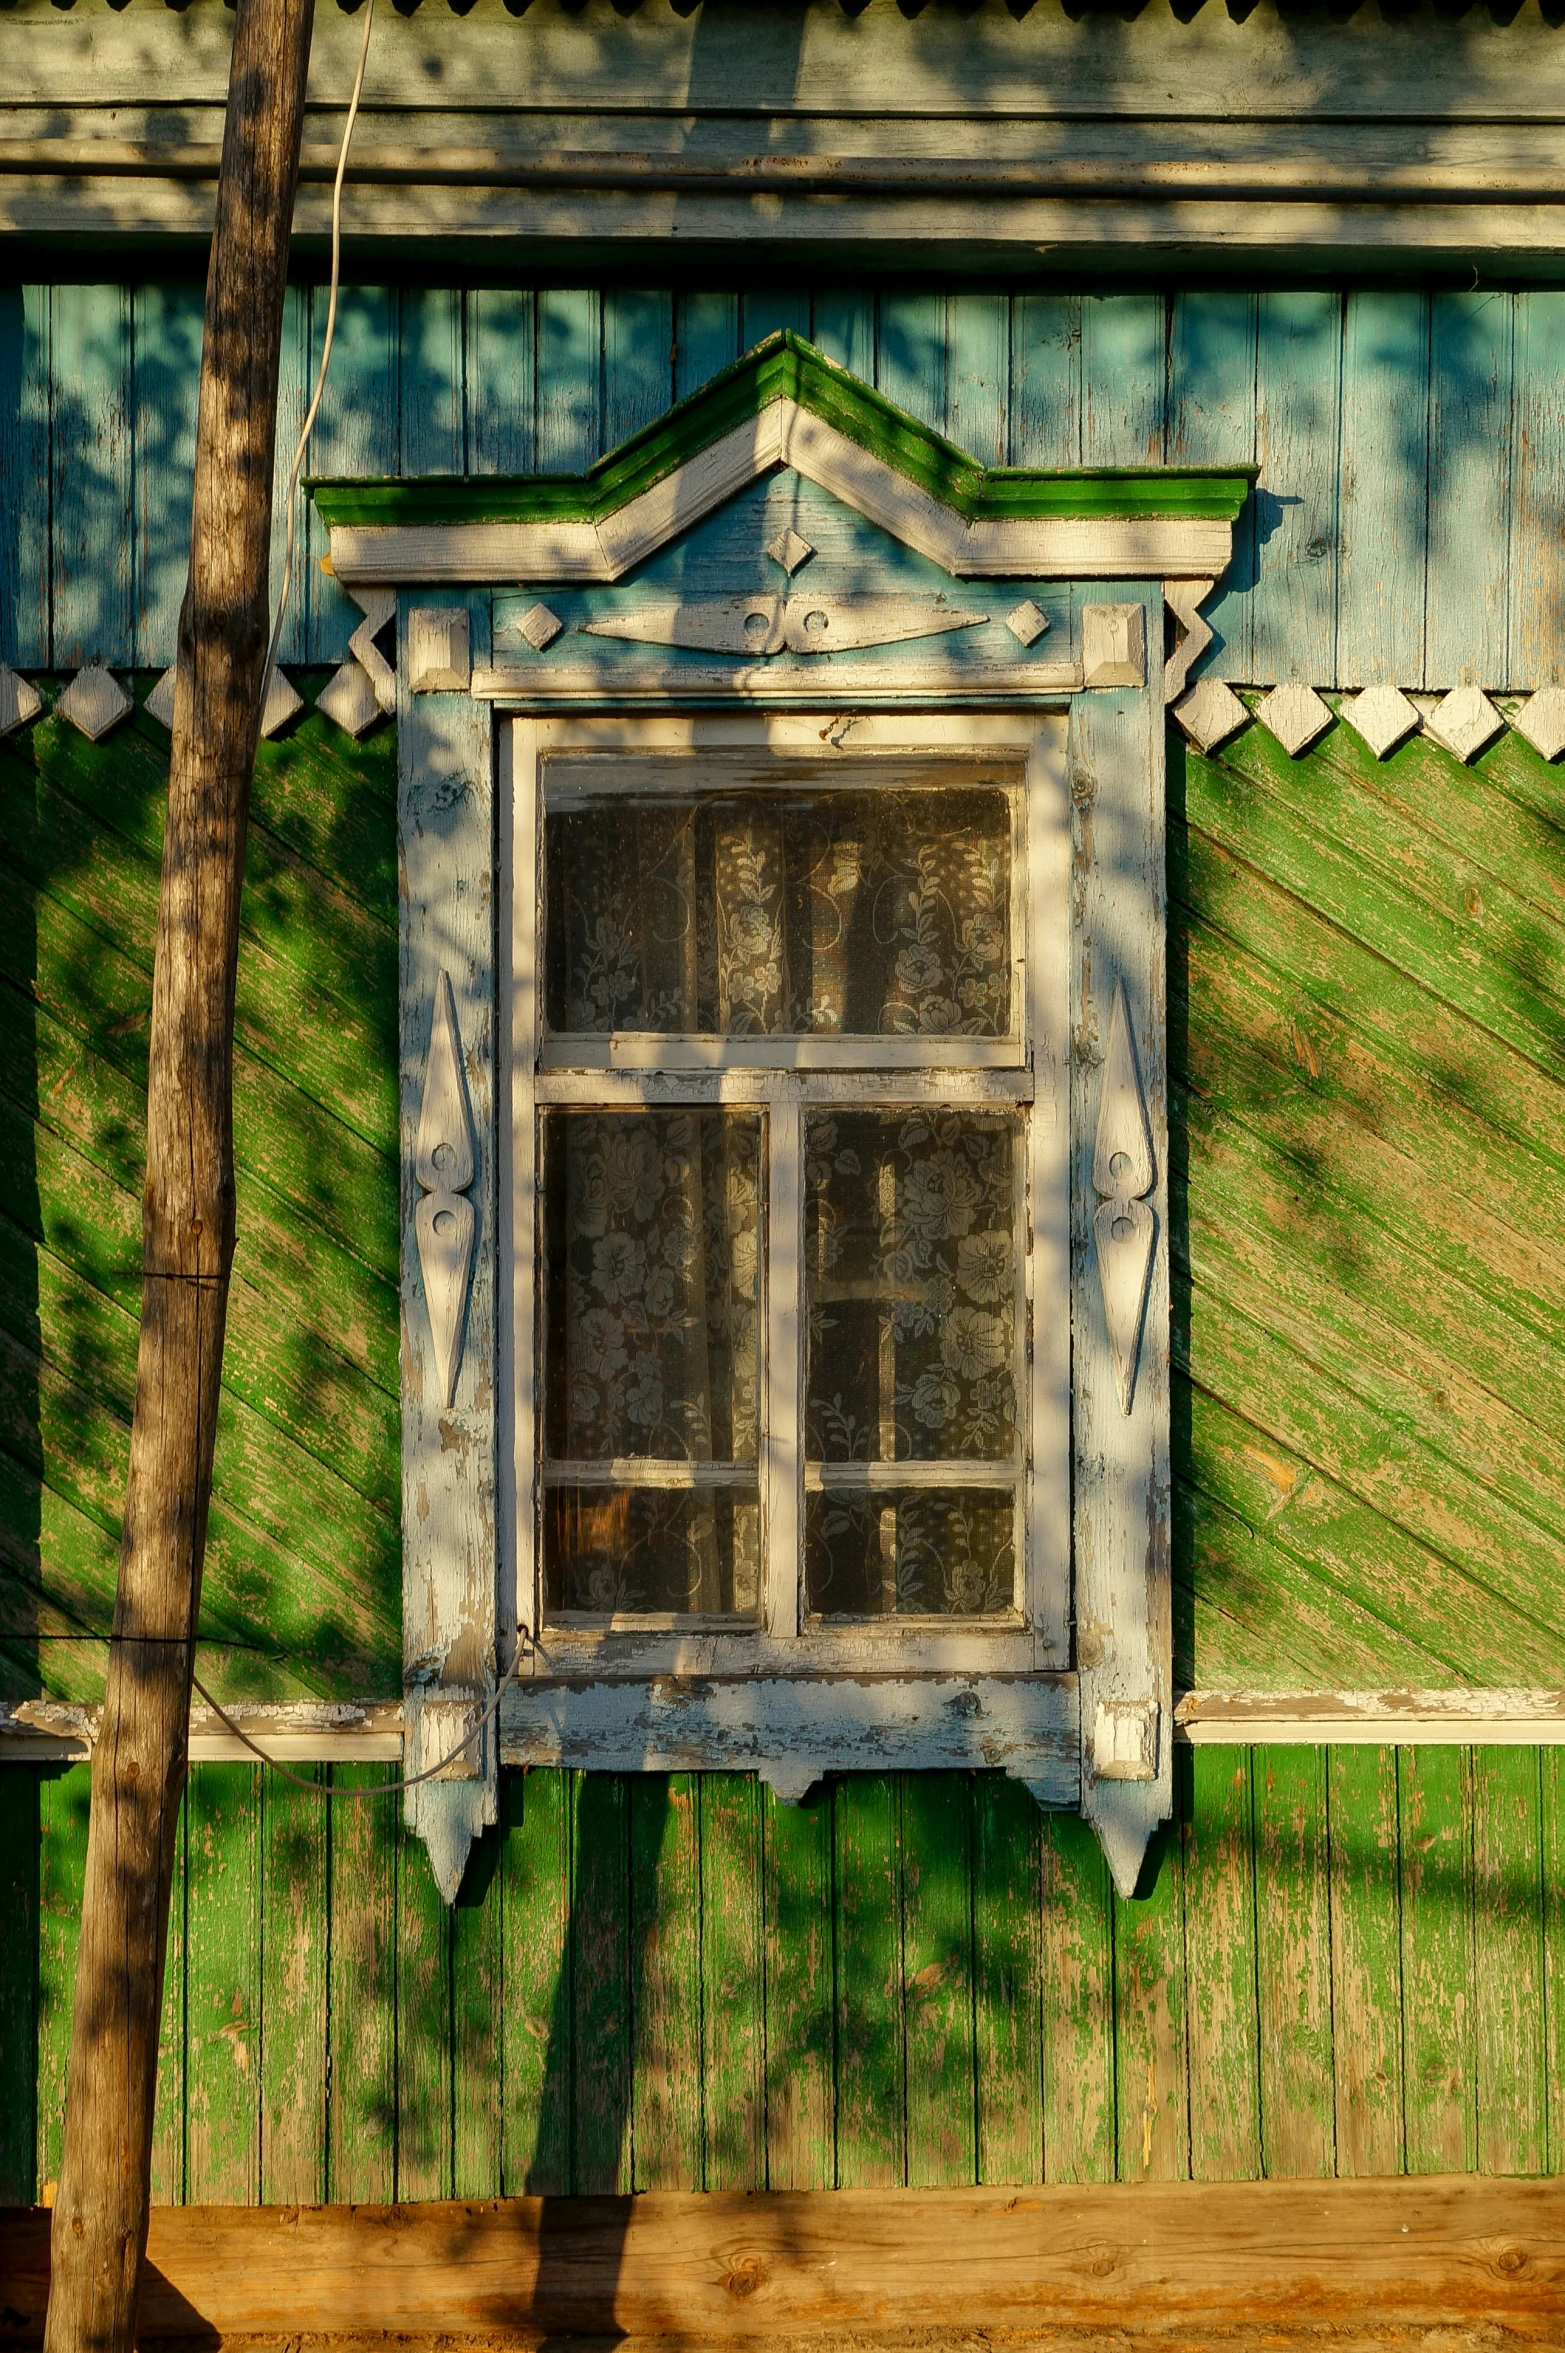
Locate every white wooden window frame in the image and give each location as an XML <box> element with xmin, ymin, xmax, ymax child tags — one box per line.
<box><xmin>504</xmin><ymin>711</ymin><xmax>1072</xmax><ymax>1685</ymax></box>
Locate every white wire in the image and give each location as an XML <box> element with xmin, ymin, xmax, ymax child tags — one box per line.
<box><xmin>262</xmin><ymin>0</ymin><xmax>376</xmax><ymax>697</ymax></box>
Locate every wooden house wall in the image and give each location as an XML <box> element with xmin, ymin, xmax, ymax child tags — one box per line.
<box><xmin>6</xmin><ymin>282</ymin><xmax>1565</xmax><ymax>690</ymax></box>
<box><xmin>5</xmin><ymin>278</ymin><xmax>1565</xmax><ymax>2202</ymax></box>
<box><xmin>1</xmin><ymin>1751</ymin><xmax>1561</xmax><ymax>2207</ymax></box>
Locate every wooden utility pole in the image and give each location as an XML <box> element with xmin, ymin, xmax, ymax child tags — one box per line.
<box><xmin>42</xmin><ymin>2</ymin><xmax>315</xmax><ymax>2347</ymax></box>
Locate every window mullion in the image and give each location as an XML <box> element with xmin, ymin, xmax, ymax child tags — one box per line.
<box><xmin>763</xmin><ymin>1081</ymin><xmax>804</xmax><ymax>1642</ymax></box>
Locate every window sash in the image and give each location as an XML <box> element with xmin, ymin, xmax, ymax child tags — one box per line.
<box><xmin>506</xmin><ymin>712</ymin><xmax>1070</xmax><ymax>1678</ymax></box>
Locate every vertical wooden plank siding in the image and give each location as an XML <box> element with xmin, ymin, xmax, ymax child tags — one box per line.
<box><xmin>1337</xmin><ymin>292</ymin><xmax>1429</xmax><ymax>690</ymax></box>
<box><xmin>876</xmin><ymin>293</ymin><xmax>946</xmax><ymax>433</ymax></box>
<box><xmin>537</xmin><ymin>289</ymin><xmax>601</xmax><ymax>471</ymax></box>
<box><xmin>762</xmin><ymin>1785</ymin><xmax>835</xmax><ymax>2192</ymax></box>
<box><xmin>629</xmin><ymin>1774</ymin><xmax>702</xmax><ymax>2193</ymax></box>
<box><xmin>810</xmin><ymin>290</ymin><xmax>875</xmax><ymax>384</ymax></box>
<box><xmin>396</xmin><ymin>1825</ymin><xmax>453</xmax><ymax>2202</ymax></box>
<box><xmin>501</xmin><ymin>1765</ymin><xmax>572</xmax><ymax>2194</ymax></box>
<box><xmin>1508</xmin><ymin>292</ymin><xmax>1565</xmax><ymax>690</ymax></box>
<box><xmin>185</xmin><ymin>1764</ymin><xmax>261</xmax><ymax>2205</ymax></box>
<box><xmin>1168</xmin><ymin>292</ymin><xmax>1257</xmax><ymax>680</ymax></box>
<box><xmin>1081</xmin><ymin>296</ymin><xmax>1164</xmax><ymax>467</ymax></box>
<box><xmin>1426</xmin><ymin>293</ymin><xmax>1514</xmax><ymax>690</ymax></box>
<box><xmin>1112</xmin><ymin>1823</ymin><xmax>1189</xmax><ymax>2183</ymax></box>
<box><xmin>0</xmin><ymin>1765</ymin><xmax>38</xmax><ymax>2204</ymax></box>
<box><xmin>675</xmin><ymin>293</ymin><xmax>740</xmax><ymax>402</ymax></box>
<box><xmin>303</xmin><ymin>285</ymin><xmax>398</xmax><ymax>663</ymax></box>
<box><xmin>0</xmin><ymin>285</ymin><xmax>48</xmax><ymax>667</ymax></box>
<box><xmin>603</xmin><ymin>290</ymin><xmax>673</xmax><ymax>449</ymax></box>
<box><xmin>48</xmin><ymin>286</ymin><xmax>133</xmax><ymax>673</ymax></box>
<box><xmin>268</xmin><ymin>282</ymin><xmax>308</xmax><ymax>665</ymax></box>
<box><xmin>1182</xmin><ymin>1748</ymin><xmax>1261</xmax><ymax>2181</ymax></box>
<box><xmin>900</xmin><ymin>1774</ymin><xmax>976</xmax><ymax>2189</ymax></box>
<box><xmin>572</xmin><ymin>1771</ymin><xmax>632</xmax><ymax>2194</ymax></box>
<box><xmin>972</xmin><ymin>1777</ymin><xmax>1042</xmax><ymax>2188</ymax></box>
<box><xmin>131</xmin><ymin>282</ymin><xmax>203</xmax><ymax>670</ymax></box>
<box><xmin>258</xmin><ymin>1767</ymin><xmax>328</xmax><ymax>2204</ymax></box>
<box><xmin>326</xmin><ymin>1765</ymin><xmax>397</xmax><ymax>2206</ymax></box>
<box><xmin>1328</xmin><ymin>1747</ymin><xmax>1404</xmax><ymax>2178</ymax></box>
<box><xmin>739</xmin><ymin>291</ymin><xmax>811</xmax><ymax>351</ymax></box>
<box><xmin>1038</xmin><ymin>1812</ymin><xmax>1115</xmax><ymax>2185</ymax></box>
<box><xmin>1545</xmin><ymin>1752</ymin><xmax>1565</xmax><ymax>2175</ymax></box>
<box><xmin>34</xmin><ymin>1765</ymin><xmax>89</xmax><ymax>2198</ymax></box>
<box><xmin>400</xmin><ymin>288</ymin><xmax>466</xmax><ymax>477</ymax></box>
<box><xmin>1253</xmin><ymin>1747</ymin><xmax>1334</xmax><ymax>2178</ymax></box>
<box><xmin>1010</xmin><ymin>294</ymin><xmax>1080</xmax><ymax>469</ymax></box>
<box><xmin>1250</xmin><ymin>291</ymin><xmax>1340</xmax><ymax>686</ymax></box>
<box><xmin>946</xmin><ymin>293</ymin><xmax>1009</xmax><ymax>467</ymax></box>
<box><xmin>151</xmin><ymin>1798</ymin><xmax>187</xmax><ymax>2206</ymax></box>
<box><xmin>468</xmin><ymin>290</ymin><xmax>535</xmax><ymax>477</ymax></box>
<box><xmin>1472</xmin><ymin>1748</ymin><xmax>1547</xmax><ymax>2176</ymax></box>
<box><xmin>1398</xmin><ymin>1746</ymin><xmax>1475</xmax><ymax>2177</ymax></box>
<box><xmin>833</xmin><ymin>1775</ymin><xmax>904</xmax><ymax>2188</ymax></box>
<box><xmin>700</xmin><ymin>1775</ymin><xmax>765</xmax><ymax>2192</ymax></box>
<box><xmin>451</xmin><ymin>1819</ymin><xmax>504</xmax><ymax>2199</ymax></box>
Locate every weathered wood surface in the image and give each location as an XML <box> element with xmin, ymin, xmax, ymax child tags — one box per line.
<box><xmin>14</xmin><ymin>0</ymin><xmax>1565</xmax><ymax>263</ymax></box>
<box><xmin>11</xmin><ymin>287</ymin><xmax>1565</xmax><ymax>689</ymax></box>
<box><xmin>5</xmin><ymin>1749</ymin><xmax>1564</xmax><ymax>2205</ymax></box>
<box><xmin>3</xmin><ymin>2176</ymin><xmax>1565</xmax><ymax>2342</ymax></box>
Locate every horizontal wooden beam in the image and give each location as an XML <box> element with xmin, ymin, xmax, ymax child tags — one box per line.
<box><xmin>2</xmin><ymin>2181</ymin><xmax>1561</xmax><ymax>2342</ymax></box>
<box><xmin>1176</xmin><ymin>1688</ymin><xmax>1565</xmax><ymax>1745</ymax></box>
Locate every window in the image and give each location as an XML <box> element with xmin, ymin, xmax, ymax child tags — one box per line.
<box><xmin>506</xmin><ymin>715</ymin><xmax>1071</xmax><ymax>1680</ymax></box>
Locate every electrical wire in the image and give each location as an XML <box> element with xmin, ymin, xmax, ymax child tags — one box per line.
<box><xmin>261</xmin><ymin>0</ymin><xmax>376</xmax><ymax>702</ymax></box>
<box><xmin>190</xmin><ymin>1642</ymin><xmax>527</xmax><ymax>1799</ymax></box>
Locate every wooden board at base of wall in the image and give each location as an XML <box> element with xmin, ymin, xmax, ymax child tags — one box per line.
<box><xmin>1</xmin><ymin>2178</ymin><xmax>1563</xmax><ymax>2344</ymax></box>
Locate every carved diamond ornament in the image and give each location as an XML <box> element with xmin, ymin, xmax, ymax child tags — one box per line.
<box><xmin>517</xmin><ymin>602</ymin><xmax>563</xmax><ymax>652</ymax></box>
<box><xmin>1092</xmin><ymin>983</ymin><xmax>1157</xmax><ymax>1416</ymax></box>
<box><xmin>318</xmin><ymin>587</ymin><xmax>397</xmax><ymax>739</ymax></box>
<box><xmin>765</xmin><ymin>527</ymin><xmax>814</xmax><ymax>574</ymax></box>
<box><xmin>1172</xmin><ymin>676</ymin><xmax>1248</xmax><ymax>754</ymax></box>
<box><xmin>1512</xmin><ymin>687</ymin><xmax>1565</xmax><ymax>761</ymax></box>
<box><xmin>1255</xmin><ymin>682</ymin><xmax>1333</xmax><ymax>757</ymax></box>
<box><xmin>57</xmin><ymin>665</ymin><xmax>132</xmax><ymax>743</ymax></box>
<box><xmin>0</xmin><ymin>667</ymin><xmax>42</xmax><ymax>738</ymax></box>
<box><xmin>1341</xmin><ymin>684</ymin><xmax>1422</xmax><ymax>759</ymax></box>
<box><xmin>153</xmin><ymin>663</ymin><xmax>305</xmax><ymax>740</ymax></box>
<box><xmin>1428</xmin><ymin>685</ymin><xmax>1503</xmax><ymax>764</ymax></box>
<box><xmin>415</xmin><ymin>971</ymin><xmax>478</xmax><ymax>1411</ymax></box>
<box><xmin>1004</xmin><ymin>600</ymin><xmax>1050</xmax><ymax>648</ymax></box>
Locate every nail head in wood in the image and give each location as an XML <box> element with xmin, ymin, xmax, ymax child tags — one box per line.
<box><xmin>1173</xmin><ymin>675</ymin><xmax>1248</xmax><ymax>754</ymax></box>
<box><xmin>1082</xmin><ymin>603</ymin><xmax>1146</xmax><ymax>689</ymax></box>
<box><xmin>408</xmin><ymin>606</ymin><xmax>472</xmax><ymax>695</ymax></box>
<box><xmin>1255</xmin><ymin>681</ymin><xmax>1333</xmax><ymax>758</ymax></box>
<box><xmin>1428</xmin><ymin>685</ymin><xmax>1503</xmax><ymax>764</ymax></box>
<box><xmin>1512</xmin><ymin>686</ymin><xmax>1565</xmax><ymax>762</ymax></box>
<box><xmin>0</xmin><ymin>666</ymin><xmax>44</xmax><ymax>738</ymax></box>
<box><xmin>1341</xmin><ymin>683</ymin><xmax>1422</xmax><ymax>759</ymax></box>
<box><xmin>57</xmin><ymin>664</ymin><xmax>132</xmax><ymax>743</ymax></box>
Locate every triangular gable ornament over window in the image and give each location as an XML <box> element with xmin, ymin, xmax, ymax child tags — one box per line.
<box><xmin>311</xmin><ymin>335</ymin><xmax>1253</xmax><ymax>1903</ymax></box>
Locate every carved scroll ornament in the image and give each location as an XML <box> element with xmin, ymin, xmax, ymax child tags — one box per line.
<box><xmin>1092</xmin><ymin>982</ymin><xmax>1157</xmax><ymax>1416</ymax></box>
<box><xmin>415</xmin><ymin>971</ymin><xmax>477</xmax><ymax>1410</ymax></box>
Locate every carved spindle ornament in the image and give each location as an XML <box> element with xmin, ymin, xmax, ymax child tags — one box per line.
<box><xmin>414</xmin><ymin>970</ymin><xmax>477</xmax><ymax>1409</ymax></box>
<box><xmin>1092</xmin><ymin>981</ymin><xmax>1157</xmax><ymax>1415</ymax></box>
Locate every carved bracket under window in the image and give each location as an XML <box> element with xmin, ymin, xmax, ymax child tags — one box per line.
<box><xmin>1092</xmin><ymin>981</ymin><xmax>1157</xmax><ymax>1415</ymax></box>
<box><xmin>414</xmin><ymin>970</ymin><xmax>477</xmax><ymax>1410</ymax></box>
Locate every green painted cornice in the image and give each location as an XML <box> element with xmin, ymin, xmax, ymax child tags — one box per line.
<box><xmin>308</xmin><ymin>330</ymin><xmax>1256</xmax><ymax>532</ymax></box>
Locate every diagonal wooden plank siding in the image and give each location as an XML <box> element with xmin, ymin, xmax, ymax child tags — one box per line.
<box><xmin>0</xmin><ymin>1751</ymin><xmax>1561</xmax><ymax>2204</ymax></box>
<box><xmin>0</xmin><ymin>681</ymin><xmax>401</xmax><ymax>1702</ymax></box>
<box><xmin>8</xmin><ymin>284</ymin><xmax>1565</xmax><ymax>687</ymax></box>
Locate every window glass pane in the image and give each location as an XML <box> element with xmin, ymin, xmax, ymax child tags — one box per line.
<box><xmin>805</xmin><ymin>1111</ymin><xmax>1020</xmax><ymax>1463</ymax></box>
<box><xmin>544</xmin><ymin>785</ymin><xmax>1011</xmax><ymax>1038</ymax></box>
<box><xmin>543</xmin><ymin>1108</ymin><xmax>761</xmax><ymax>1463</ymax></box>
<box><xmin>805</xmin><ymin>1488</ymin><xmax>1016</xmax><ymax>1618</ymax></box>
<box><xmin>545</xmin><ymin>1485</ymin><xmax>761</xmax><ymax>1617</ymax></box>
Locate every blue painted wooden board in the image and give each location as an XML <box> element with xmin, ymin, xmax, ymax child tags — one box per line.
<box><xmin>13</xmin><ymin>283</ymin><xmax>1565</xmax><ymax>688</ymax></box>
